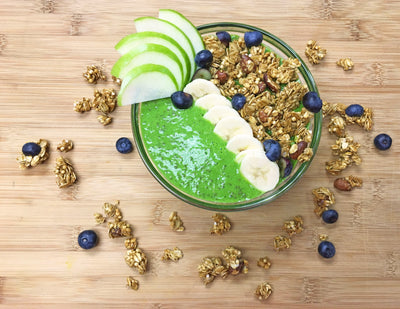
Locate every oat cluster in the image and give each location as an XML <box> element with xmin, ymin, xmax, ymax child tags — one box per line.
<box><xmin>305</xmin><ymin>40</ymin><xmax>327</xmax><ymax>64</ymax></box>
<box><xmin>169</xmin><ymin>211</ymin><xmax>185</xmax><ymax>232</ymax></box>
<box><xmin>204</xmin><ymin>35</ymin><xmax>313</xmax><ymax>162</ymax></box>
<box><xmin>336</xmin><ymin>58</ymin><xmax>354</xmax><ymax>71</ymax></box>
<box><xmin>255</xmin><ymin>281</ymin><xmax>273</xmax><ymax>301</ymax></box>
<box><xmin>210</xmin><ymin>213</ymin><xmax>231</xmax><ymax>235</ymax></box>
<box><xmin>162</xmin><ymin>247</ymin><xmax>184</xmax><ymax>262</ymax></box>
<box><xmin>57</xmin><ymin>139</ymin><xmax>73</xmax><ymax>152</ymax></box>
<box><xmin>334</xmin><ymin>175</ymin><xmax>363</xmax><ymax>191</ymax></box>
<box><xmin>54</xmin><ymin>156</ymin><xmax>77</xmax><ymax>188</ymax></box>
<box><xmin>198</xmin><ymin>245</ymin><xmax>248</xmax><ymax>285</ymax></box>
<box><xmin>83</xmin><ymin>65</ymin><xmax>107</xmax><ymax>84</ymax></box>
<box><xmin>312</xmin><ymin>187</ymin><xmax>335</xmax><ymax>217</ymax></box>
<box><xmin>274</xmin><ymin>216</ymin><xmax>304</xmax><ymax>251</ymax></box>
<box><xmin>17</xmin><ymin>139</ymin><xmax>49</xmax><ymax>169</ymax></box>
<box><xmin>126</xmin><ymin>276</ymin><xmax>139</xmax><ymax>290</ymax></box>
<box><xmin>257</xmin><ymin>256</ymin><xmax>272</xmax><ymax>270</ymax></box>
<box><xmin>326</xmin><ymin>136</ymin><xmax>361</xmax><ymax>175</ymax></box>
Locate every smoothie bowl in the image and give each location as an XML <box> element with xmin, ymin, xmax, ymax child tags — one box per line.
<box><xmin>114</xmin><ymin>13</ymin><xmax>322</xmax><ymax>211</ymax></box>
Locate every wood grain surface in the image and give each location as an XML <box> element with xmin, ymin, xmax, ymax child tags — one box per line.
<box><xmin>1</xmin><ymin>0</ymin><xmax>400</xmax><ymax>308</ymax></box>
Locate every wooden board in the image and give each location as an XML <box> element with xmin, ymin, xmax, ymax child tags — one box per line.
<box><xmin>1</xmin><ymin>0</ymin><xmax>400</xmax><ymax>308</ymax></box>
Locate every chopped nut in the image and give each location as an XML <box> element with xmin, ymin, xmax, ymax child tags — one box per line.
<box><xmin>305</xmin><ymin>40</ymin><xmax>326</xmax><ymax>64</ymax></box>
<box><xmin>334</xmin><ymin>175</ymin><xmax>363</xmax><ymax>191</ymax></box>
<box><xmin>83</xmin><ymin>65</ymin><xmax>107</xmax><ymax>84</ymax></box>
<box><xmin>125</xmin><ymin>237</ymin><xmax>138</xmax><ymax>250</ymax></box>
<box><xmin>255</xmin><ymin>282</ymin><xmax>273</xmax><ymax>301</ymax></box>
<box><xmin>312</xmin><ymin>187</ymin><xmax>335</xmax><ymax>217</ymax></box>
<box><xmin>57</xmin><ymin>139</ymin><xmax>73</xmax><ymax>152</ymax></box>
<box><xmin>169</xmin><ymin>211</ymin><xmax>185</xmax><ymax>232</ymax></box>
<box><xmin>283</xmin><ymin>215</ymin><xmax>304</xmax><ymax>236</ymax></box>
<box><xmin>125</xmin><ymin>248</ymin><xmax>147</xmax><ymax>274</ymax></box>
<box><xmin>257</xmin><ymin>256</ymin><xmax>272</xmax><ymax>270</ymax></box>
<box><xmin>337</xmin><ymin>58</ymin><xmax>354</xmax><ymax>71</ymax></box>
<box><xmin>126</xmin><ymin>276</ymin><xmax>139</xmax><ymax>290</ymax></box>
<box><xmin>17</xmin><ymin>139</ymin><xmax>49</xmax><ymax>169</ymax></box>
<box><xmin>162</xmin><ymin>247</ymin><xmax>183</xmax><ymax>261</ymax></box>
<box><xmin>54</xmin><ymin>156</ymin><xmax>77</xmax><ymax>188</ymax></box>
<box><xmin>289</xmin><ymin>141</ymin><xmax>308</xmax><ymax>160</ymax></box>
<box><xmin>273</xmin><ymin>235</ymin><xmax>292</xmax><ymax>251</ymax></box>
<box><xmin>210</xmin><ymin>213</ymin><xmax>232</xmax><ymax>235</ymax></box>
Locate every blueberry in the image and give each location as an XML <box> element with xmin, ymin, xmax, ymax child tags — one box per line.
<box><xmin>78</xmin><ymin>230</ymin><xmax>98</xmax><ymax>250</ymax></box>
<box><xmin>263</xmin><ymin>139</ymin><xmax>281</xmax><ymax>162</ymax></box>
<box><xmin>231</xmin><ymin>93</ymin><xmax>246</xmax><ymax>110</ymax></box>
<box><xmin>194</xmin><ymin>50</ymin><xmax>213</xmax><ymax>68</ymax></box>
<box><xmin>216</xmin><ymin>31</ymin><xmax>231</xmax><ymax>47</ymax></box>
<box><xmin>345</xmin><ymin>104</ymin><xmax>364</xmax><ymax>117</ymax></box>
<box><xmin>192</xmin><ymin>68</ymin><xmax>212</xmax><ymax>81</ymax></box>
<box><xmin>171</xmin><ymin>91</ymin><xmax>193</xmax><ymax>109</ymax></box>
<box><xmin>302</xmin><ymin>91</ymin><xmax>322</xmax><ymax>113</ymax></box>
<box><xmin>374</xmin><ymin>133</ymin><xmax>392</xmax><ymax>150</ymax></box>
<box><xmin>244</xmin><ymin>31</ymin><xmax>263</xmax><ymax>48</ymax></box>
<box><xmin>116</xmin><ymin>137</ymin><xmax>133</xmax><ymax>154</ymax></box>
<box><xmin>22</xmin><ymin>142</ymin><xmax>41</xmax><ymax>156</ymax></box>
<box><xmin>318</xmin><ymin>240</ymin><xmax>336</xmax><ymax>258</ymax></box>
<box><xmin>278</xmin><ymin>157</ymin><xmax>293</xmax><ymax>178</ymax></box>
<box><xmin>322</xmin><ymin>209</ymin><xmax>339</xmax><ymax>224</ymax></box>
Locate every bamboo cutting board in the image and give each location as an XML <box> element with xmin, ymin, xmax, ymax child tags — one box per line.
<box><xmin>1</xmin><ymin>0</ymin><xmax>400</xmax><ymax>308</ymax></box>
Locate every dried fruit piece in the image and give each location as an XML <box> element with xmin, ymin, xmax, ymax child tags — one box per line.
<box><xmin>255</xmin><ymin>282</ymin><xmax>273</xmax><ymax>301</ymax></box>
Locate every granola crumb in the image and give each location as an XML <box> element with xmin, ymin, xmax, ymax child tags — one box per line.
<box><xmin>210</xmin><ymin>213</ymin><xmax>231</xmax><ymax>235</ymax></box>
<box><xmin>337</xmin><ymin>58</ymin><xmax>354</xmax><ymax>71</ymax></box>
<box><xmin>74</xmin><ymin>97</ymin><xmax>92</xmax><ymax>113</ymax></box>
<box><xmin>169</xmin><ymin>211</ymin><xmax>185</xmax><ymax>232</ymax></box>
<box><xmin>274</xmin><ymin>235</ymin><xmax>292</xmax><ymax>251</ymax></box>
<box><xmin>54</xmin><ymin>156</ymin><xmax>77</xmax><ymax>188</ymax></box>
<box><xmin>255</xmin><ymin>282</ymin><xmax>273</xmax><ymax>301</ymax></box>
<box><xmin>305</xmin><ymin>40</ymin><xmax>327</xmax><ymax>64</ymax></box>
<box><xmin>312</xmin><ymin>187</ymin><xmax>335</xmax><ymax>217</ymax></box>
<box><xmin>162</xmin><ymin>247</ymin><xmax>183</xmax><ymax>262</ymax></box>
<box><xmin>57</xmin><ymin>139</ymin><xmax>73</xmax><ymax>152</ymax></box>
<box><xmin>126</xmin><ymin>276</ymin><xmax>139</xmax><ymax>290</ymax></box>
<box><xmin>83</xmin><ymin>64</ymin><xmax>107</xmax><ymax>84</ymax></box>
<box><xmin>283</xmin><ymin>215</ymin><xmax>304</xmax><ymax>236</ymax></box>
<box><xmin>257</xmin><ymin>256</ymin><xmax>272</xmax><ymax>270</ymax></box>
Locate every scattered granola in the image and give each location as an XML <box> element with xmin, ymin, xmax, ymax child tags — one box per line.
<box><xmin>74</xmin><ymin>97</ymin><xmax>92</xmax><ymax>113</ymax></box>
<box><xmin>162</xmin><ymin>247</ymin><xmax>183</xmax><ymax>262</ymax></box>
<box><xmin>210</xmin><ymin>213</ymin><xmax>231</xmax><ymax>235</ymax></box>
<box><xmin>326</xmin><ymin>136</ymin><xmax>361</xmax><ymax>175</ymax></box>
<box><xmin>169</xmin><ymin>211</ymin><xmax>185</xmax><ymax>232</ymax></box>
<box><xmin>312</xmin><ymin>187</ymin><xmax>335</xmax><ymax>217</ymax></box>
<box><xmin>257</xmin><ymin>256</ymin><xmax>272</xmax><ymax>270</ymax></box>
<box><xmin>57</xmin><ymin>139</ymin><xmax>73</xmax><ymax>152</ymax></box>
<box><xmin>273</xmin><ymin>235</ymin><xmax>292</xmax><ymax>251</ymax></box>
<box><xmin>92</xmin><ymin>88</ymin><xmax>117</xmax><ymax>114</ymax></box>
<box><xmin>222</xmin><ymin>246</ymin><xmax>249</xmax><ymax>275</ymax></box>
<box><xmin>108</xmin><ymin>220</ymin><xmax>132</xmax><ymax>238</ymax></box>
<box><xmin>97</xmin><ymin>114</ymin><xmax>112</xmax><ymax>126</ymax></box>
<box><xmin>126</xmin><ymin>276</ymin><xmax>139</xmax><ymax>290</ymax></box>
<box><xmin>305</xmin><ymin>40</ymin><xmax>327</xmax><ymax>64</ymax></box>
<box><xmin>17</xmin><ymin>139</ymin><xmax>49</xmax><ymax>169</ymax></box>
<box><xmin>83</xmin><ymin>65</ymin><xmax>107</xmax><ymax>84</ymax></box>
<box><xmin>54</xmin><ymin>156</ymin><xmax>77</xmax><ymax>188</ymax></box>
<box><xmin>283</xmin><ymin>216</ymin><xmax>304</xmax><ymax>236</ymax></box>
<box><xmin>125</xmin><ymin>248</ymin><xmax>148</xmax><ymax>274</ymax></box>
<box><xmin>255</xmin><ymin>282</ymin><xmax>273</xmax><ymax>301</ymax></box>
<box><xmin>337</xmin><ymin>58</ymin><xmax>354</xmax><ymax>71</ymax></box>
<box><xmin>334</xmin><ymin>175</ymin><xmax>363</xmax><ymax>191</ymax></box>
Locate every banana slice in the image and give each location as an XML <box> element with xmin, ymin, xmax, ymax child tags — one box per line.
<box><xmin>226</xmin><ymin>134</ymin><xmax>264</xmax><ymax>154</ymax></box>
<box><xmin>213</xmin><ymin>116</ymin><xmax>253</xmax><ymax>141</ymax></box>
<box><xmin>240</xmin><ymin>151</ymin><xmax>280</xmax><ymax>192</ymax></box>
<box><xmin>235</xmin><ymin>149</ymin><xmax>266</xmax><ymax>163</ymax></box>
<box><xmin>204</xmin><ymin>105</ymin><xmax>240</xmax><ymax>124</ymax></box>
<box><xmin>195</xmin><ymin>93</ymin><xmax>232</xmax><ymax>110</ymax></box>
<box><xmin>183</xmin><ymin>79</ymin><xmax>220</xmax><ymax>101</ymax></box>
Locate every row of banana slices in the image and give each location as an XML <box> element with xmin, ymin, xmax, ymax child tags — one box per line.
<box><xmin>183</xmin><ymin>79</ymin><xmax>280</xmax><ymax>192</ymax></box>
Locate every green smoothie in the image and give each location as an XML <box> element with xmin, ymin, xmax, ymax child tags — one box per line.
<box><xmin>139</xmin><ymin>98</ymin><xmax>263</xmax><ymax>203</ymax></box>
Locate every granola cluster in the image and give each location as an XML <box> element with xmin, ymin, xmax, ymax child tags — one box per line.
<box><xmin>57</xmin><ymin>139</ymin><xmax>73</xmax><ymax>152</ymax></box>
<box><xmin>162</xmin><ymin>247</ymin><xmax>184</xmax><ymax>262</ymax></box>
<box><xmin>126</xmin><ymin>276</ymin><xmax>139</xmax><ymax>290</ymax></box>
<box><xmin>198</xmin><ymin>245</ymin><xmax>248</xmax><ymax>285</ymax></box>
<box><xmin>305</xmin><ymin>40</ymin><xmax>327</xmax><ymax>64</ymax></box>
<box><xmin>83</xmin><ymin>65</ymin><xmax>107</xmax><ymax>84</ymax></box>
<box><xmin>54</xmin><ymin>156</ymin><xmax>77</xmax><ymax>188</ymax></box>
<box><xmin>336</xmin><ymin>58</ymin><xmax>354</xmax><ymax>71</ymax></box>
<box><xmin>257</xmin><ymin>256</ymin><xmax>272</xmax><ymax>270</ymax></box>
<box><xmin>17</xmin><ymin>139</ymin><xmax>49</xmax><ymax>169</ymax></box>
<box><xmin>169</xmin><ymin>211</ymin><xmax>185</xmax><ymax>232</ymax></box>
<box><xmin>255</xmin><ymin>281</ymin><xmax>273</xmax><ymax>301</ymax></box>
<box><xmin>274</xmin><ymin>216</ymin><xmax>304</xmax><ymax>251</ymax></box>
<box><xmin>312</xmin><ymin>187</ymin><xmax>335</xmax><ymax>217</ymax></box>
<box><xmin>204</xmin><ymin>35</ymin><xmax>314</xmax><ymax>163</ymax></box>
<box><xmin>326</xmin><ymin>136</ymin><xmax>361</xmax><ymax>175</ymax></box>
<box><xmin>210</xmin><ymin>213</ymin><xmax>231</xmax><ymax>235</ymax></box>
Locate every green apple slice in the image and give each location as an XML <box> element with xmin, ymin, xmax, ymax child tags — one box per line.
<box><xmin>114</xmin><ymin>31</ymin><xmax>190</xmax><ymax>84</ymax></box>
<box><xmin>158</xmin><ymin>9</ymin><xmax>204</xmax><ymax>55</ymax></box>
<box><xmin>111</xmin><ymin>43</ymin><xmax>184</xmax><ymax>89</ymax></box>
<box><xmin>118</xmin><ymin>64</ymin><xmax>178</xmax><ymax>106</ymax></box>
<box><xmin>134</xmin><ymin>17</ymin><xmax>196</xmax><ymax>79</ymax></box>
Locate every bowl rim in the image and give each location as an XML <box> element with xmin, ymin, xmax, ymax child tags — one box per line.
<box><xmin>131</xmin><ymin>22</ymin><xmax>322</xmax><ymax>211</ymax></box>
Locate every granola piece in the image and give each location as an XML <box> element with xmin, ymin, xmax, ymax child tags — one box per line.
<box><xmin>83</xmin><ymin>65</ymin><xmax>107</xmax><ymax>84</ymax></box>
<box><xmin>57</xmin><ymin>139</ymin><xmax>73</xmax><ymax>152</ymax></box>
<box><xmin>103</xmin><ymin>201</ymin><xmax>122</xmax><ymax>219</ymax></box>
<box><xmin>334</xmin><ymin>175</ymin><xmax>363</xmax><ymax>191</ymax></box>
<box><xmin>344</xmin><ymin>107</ymin><xmax>373</xmax><ymax>131</ymax></box>
<box><xmin>125</xmin><ymin>248</ymin><xmax>147</xmax><ymax>274</ymax></box>
<box><xmin>273</xmin><ymin>235</ymin><xmax>292</xmax><ymax>251</ymax></box>
<box><xmin>112</xmin><ymin>75</ymin><xmax>122</xmax><ymax>86</ymax></box>
<box><xmin>73</xmin><ymin>97</ymin><xmax>92</xmax><ymax>113</ymax></box>
<box><xmin>255</xmin><ymin>282</ymin><xmax>273</xmax><ymax>301</ymax></box>
<box><xmin>211</xmin><ymin>213</ymin><xmax>232</xmax><ymax>235</ymax></box>
<box><xmin>54</xmin><ymin>156</ymin><xmax>77</xmax><ymax>188</ymax></box>
<box><xmin>221</xmin><ymin>246</ymin><xmax>249</xmax><ymax>275</ymax></box>
<box><xmin>312</xmin><ymin>187</ymin><xmax>335</xmax><ymax>217</ymax></box>
<box><xmin>297</xmin><ymin>147</ymin><xmax>314</xmax><ymax>163</ymax></box>
<box><xmin>108</xmin><ymin>220</ymin><xmax>132</xmax><ymax>238</ymax></box>
<box><xmin>319</xmin><ymin>234</ymin><xmax>329</xmax><ymax>241</ymax></box>
<box><xmin>125</xmin><ymin>237</ymin><xmax>138</xmax><ymax>250</ymax></box>
<box><xmin>198</xmin><ymin>256</ymin><xmax>229</xmax><ymax>285</ymax></box>
<box><xmin>283</xmin><ymin>216</ymin><xmax>304</xmax><ymax>236</ymax></box>
<box><xmin>169</xmin><ymin>211</ymin><xmax>185</xmax><ymax>232</ymax></box>
<box><xmin>162</xmin><ymin>247</ymin><xmax>183</xmax><ymax>262</ymax></box>
<box><xmin>269</xmin><ymin>58</ymin><xmax>301</xmax><ymax>84</ymax></box>
<box><xmin>94</xmin><ymin>213</ymin><xmax>106</xmax><ymax>224</ymax></box>
<box><xmin>337</xmin><ymin>58</ymin><xmax>354</xmax><ymax>71</ymax></box>
<box><xmin>326</xmin><ymin>136</ymin><xmax>361</xmax><ymax>175</ymax></box>
<box><xmin>92</xmin><ymin>88</ymin><xmax>117</xmax><ymax>114</ymax></box>
<box><xmin>97</xmin><ymin>114</ymin><xmax>112</xmax><ymax>126</ymax></box>
<box><xmin>257</xmin><ymin>256</ymin><xmax>272</xmax><ymax>270</ymax></box>
<box><xmin>305</xmin><ymin>40</ymin><xmax>326</xmax><ymax>64</ymax></box>
<box><xmin>328</xmin><ymin>115</ymin><xmax>347</xmax><ymax>137</ymax></box>
<box><xmin>126</xmin><ymin>276</ymin><xmax>139</xmax><ymax>290</ymax></box>
<box><xmin>17</xmin><ymin>139</ymin><xmax>49</xmax><ymax>169</ymax></box>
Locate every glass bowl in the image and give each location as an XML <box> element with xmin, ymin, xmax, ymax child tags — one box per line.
<box><xmin>131</xmin><ymin>22</ymin><xmax>322</xmax><ymax>211</ymax></box>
